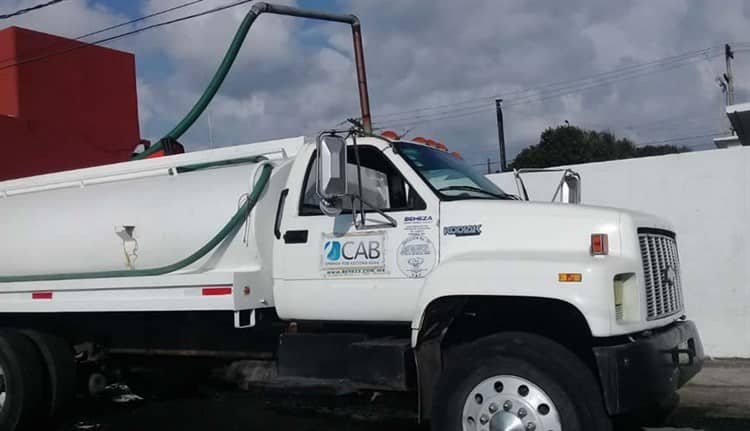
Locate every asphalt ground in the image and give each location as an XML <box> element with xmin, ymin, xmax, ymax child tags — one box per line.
<box><xmin>56</xmin><ymin>359</ymin><xmax>750</xmax><ymax>431</ymax></box>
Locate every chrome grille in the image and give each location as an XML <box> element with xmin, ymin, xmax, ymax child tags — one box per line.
<box><xmin>638</xmin><ymin>230</ymin><xmax>683</xmax><ymax>320</ymax></box>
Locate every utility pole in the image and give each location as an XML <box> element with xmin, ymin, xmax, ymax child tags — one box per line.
<box><xmin>487</xmin><ymin>158</ymin><xmax>491</xmax><ymax>175</ymax></box>
<box><xmin>495</xmin><ymin>99</ymin><xmax>507</xmax><ymax>172</ymax></box>
<box><xmin>725</xmin><ymin>44</ymin><xmax>735</xmax><ymax>106</ymax></box>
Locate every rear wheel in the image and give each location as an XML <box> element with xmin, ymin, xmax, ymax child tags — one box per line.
<box><xmin>432</xmin><ymin>332</ymin><xmax>611</xmax><ymax>431</ymax></box>
<box><xmin>0</xmin><ymin>330</ymin><xmax>45</xmax><ymax>431</ymax></box>
<box><xmin>22</xmin><ymin>331</ymin><xmax>76</xmax><ymax>420</ymax></box>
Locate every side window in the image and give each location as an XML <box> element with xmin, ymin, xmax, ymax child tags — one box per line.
<box><xmin>300</xmin><ymin>146</ymin><xmax>426</xmax><ymax>215</ymax></box>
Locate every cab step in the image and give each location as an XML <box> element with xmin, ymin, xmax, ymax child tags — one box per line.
<box><xmin>278</xmin><ymin>334</ymin><xmax>414</xmax><ymax>391</ymax></box>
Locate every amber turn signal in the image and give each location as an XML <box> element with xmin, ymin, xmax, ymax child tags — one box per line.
<box><xmin>558</xmin><ymin>273</ymin><xmax>582</xmax><ymax>282</ymax></box>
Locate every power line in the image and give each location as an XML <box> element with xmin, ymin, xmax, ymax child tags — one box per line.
<box><xmin>375</xmin><ymin>61</ymin><xmax>709</xmax><ymax>130</ymax></box>
<box><xmin>0</xmin><ymin>0</ymin><xmax>253</xmax><ymax>72</ymax></box>
<box><xmin>0</xmin><ymin>0</ymin><xmax>207</xmax><ymax>67</ymax></box>
<box><xmin>509</xmin><ymin>47</ymin><xmax>750</xmax><ymax>112</ymax></box>
<box><xmin>75</xmin><ymin>0</ymin><xmax>205</xmax><ymax>40</ymax></box>
<box><xmin>376</xmin><ymin>44</ymin><xmax>743</xmax><ymax>156</ymax></box>
<box><xmin>374</xmin><ymin>46</ymin><xmax>720</xmax><ymax>122</ymax></box>
<box><xmin>638</xmin><ymin>131</ymin><xmax>724</xmax><ymax>146</ymax></box>
<box><xmin>380</xmin><ymin>43</ymin><xmax>750</xmax><ymax>131</ymax></box>
<box><xmin>374</xmin><ymin>46</ymin><xmax>725</xmax><ymax>129</ymax></box>
<box><xmin>556</xmin><ymin>112</ymin><xmax>707</xmax><ymax>133</ymax></box>
<box><xmin>371</xmin><ymin>52</ymin><xmax>721</xmax><ymax>131</ymax></box>
<box><xmin>75</xmin><ymin>0</ymin><xmax>207</xmax><ymax>41</ymax></box>
<box><xmin>375</xmin><ymin>105</ymin><xmax>495</xmax><ymax>130</ymax></box>
<box><xmin>378</xmin><ymin>57</ymin><xmax>720</xmax><ymax>129</ymax></box>
<box><xmin>0</xmin><ymin>0</ymin><xmax>66</xmax><ymax>20</ymax></box>
<box><xmin>503</xmin><ymin>56</ymin><xmax>716</xmax><ymax>108</ymax></box>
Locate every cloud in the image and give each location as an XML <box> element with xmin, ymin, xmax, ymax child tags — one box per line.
<box><xmin>140</xmin><ymin>0</ymin><xmax>297</xmax><ymax>79</ymax></box>
<box><xmin>5</xmin><ymin>0</ymin><xmax>750</xmax><ymax>165</ymax></box>
<box><xmin>343</xmin><ymin>0</ymin><xmax>750</xmax><ymax>162</ymax></box>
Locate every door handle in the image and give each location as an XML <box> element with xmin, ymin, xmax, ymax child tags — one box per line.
<box><xmin>284</xmin><ymin>230</ymin><xmax>308</xmax><ymax>244</ymax></box>
<box><xmin>274</xmin><ymin>189</ymin><xmax>289</xmax><ymax>239</ymax></box>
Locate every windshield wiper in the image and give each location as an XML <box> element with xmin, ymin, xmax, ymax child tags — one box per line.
<box><xmin>437</xmin><ymin>185</ymin><xmax>510</xmax><ymax>199</ymax></box>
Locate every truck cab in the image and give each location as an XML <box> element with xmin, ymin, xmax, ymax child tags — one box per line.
<box><xmin>272</xmin><ymin>132</ymin><xmax>704</xmax><ymax>430</ymax></box>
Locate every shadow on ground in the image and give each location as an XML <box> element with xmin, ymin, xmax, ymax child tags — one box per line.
<box><xmin>57</xmin><ymin>389</ymin><xmax>749</xmax><ymax>431</ymax></box>
<box><xmin>55</xmin><ymin>361</ymin><xmax>750</xmax><ymax>431</ymax></box>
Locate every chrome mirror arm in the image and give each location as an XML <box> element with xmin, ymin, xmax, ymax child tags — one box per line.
<box><xmin>350</xmin><ymin>195</ymin><xmax>398</xmax><ymax>230</ymax></box>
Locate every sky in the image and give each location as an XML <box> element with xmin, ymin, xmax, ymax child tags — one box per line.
<box><xmin>3</xmin><ymin>0</ymin><xmax>750</xmax><ymax>170</ymax></box>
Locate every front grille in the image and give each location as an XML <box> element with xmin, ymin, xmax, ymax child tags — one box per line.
<box><xmin>638</xmin><ymin>229</ymin><xmax>683</xmax><ymax>320</ymax></box>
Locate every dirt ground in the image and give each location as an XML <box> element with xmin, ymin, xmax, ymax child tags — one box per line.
<box><xmin>57</xmin><ymin>359</ymin><xmax>750</xmax><ymax>431</ymax></box>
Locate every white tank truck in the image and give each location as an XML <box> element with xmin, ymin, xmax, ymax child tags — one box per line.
<box><xmin>0</xmin><ymin>3</ymin><xmax>702</xmax><ymax>431</ymax></box>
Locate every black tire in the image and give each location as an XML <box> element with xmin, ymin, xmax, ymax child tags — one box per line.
<box><xmin>0</xmin><ymin>330</ymin><xmax>45</xmax><ymax>431</ymax></box>
<box><xmin>22</xmin><ymin>331</ymin><xmax>76</xmax><ymax>420</ymax></box>
<box><xmin>432</xmin><ymin>332</ymin><xmax>611</xmax><ymax>431</ymax></box>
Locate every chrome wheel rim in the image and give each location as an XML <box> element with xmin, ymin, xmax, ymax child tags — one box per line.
<box><xmin>462</xmin><ymin>375</ymin><xmax>561</xmax><ymax>431</ymax></box>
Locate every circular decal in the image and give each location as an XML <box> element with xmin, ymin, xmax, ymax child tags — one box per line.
<box><xmin>397</xmin><ymin>235</ymin><xmax>436</xmax><ymax>278</ymax></box>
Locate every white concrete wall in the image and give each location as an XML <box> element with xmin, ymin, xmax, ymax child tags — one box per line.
<box><xmin>487</xmin><ymin>147</ymin><xmax>750</xmax><ymax>358</ymax></box>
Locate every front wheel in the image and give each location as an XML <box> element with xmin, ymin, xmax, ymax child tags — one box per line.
<box><xmin>432</xmin><ymin>332</ymin><xmax>611</xmax><ymax>431</ymax></box>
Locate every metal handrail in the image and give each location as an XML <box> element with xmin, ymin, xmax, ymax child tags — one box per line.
<box><xmin>513</xmin><ymin>168</ymin><xmax>581</xmax><ymax>204</ymax></box>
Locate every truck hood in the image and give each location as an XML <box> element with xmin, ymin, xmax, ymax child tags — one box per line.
<box><xmin>439</xmin><ymin>200</ymin><xmax>672</xmax><ymax>260</ymax></box>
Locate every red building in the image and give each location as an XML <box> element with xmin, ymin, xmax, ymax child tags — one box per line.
<box><xmin>0</xmin><ymin>26</ymin><xmax>140</xmax><ymax>181</ymax></box>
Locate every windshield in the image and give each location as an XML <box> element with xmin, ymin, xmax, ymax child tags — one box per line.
<box><xmin>396</xmin><ymin>142</ymin><xmax>509</xmax><ymax>200</ymax></box>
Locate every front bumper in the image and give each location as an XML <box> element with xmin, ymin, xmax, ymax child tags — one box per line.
<box><xmin>593</xmin><ymin>320</ymin><xmax>704</xmax><ymax>415</ymax></box>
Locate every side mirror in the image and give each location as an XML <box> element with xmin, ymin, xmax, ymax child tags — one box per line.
<box><xmin>316</xmin><ymin>134</ymin><xmax>347</xmax><ymax>216</ymax></box>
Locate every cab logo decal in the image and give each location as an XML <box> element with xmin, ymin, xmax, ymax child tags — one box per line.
<box><xmin>324</xmin><ymin>240</ymin><xmax>381</xmax><ymax>262</ymax></box>
<box><xmin>324</xmin><ymin>241</ymin><xmax>342</xmax><ymax>261</ymax></box>
<box><xmin>321</xmin><ymin>232</ymin><xmax>386</xmax><ymax>277</ymax></box>
<box><xmin>397</xmin><ymin>234</ymin><xmax>436</xmax><ymax>278</ymax></box>
<box><xmin>443</xmin><ymin>224</ymin><xmax>482</xmax><ymax>237</ymax></box>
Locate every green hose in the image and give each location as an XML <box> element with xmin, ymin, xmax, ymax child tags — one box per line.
<box><xmin>133</xmin><ymin>7</ymin><xmax>264</xmax><ymax>160</ymax></box>
<box><xmin>0</xmin><ymin>163</ymin><xmax>273</xmax><ymax>283</ymax></box>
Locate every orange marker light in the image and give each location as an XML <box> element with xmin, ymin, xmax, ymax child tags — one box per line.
<box><xmin>451</xmin><ymin>151</ymin><xmax>463</xmax><ymax>159</ymax></box>
<box><xmin>146</xmin><ymin>150</ymin><xmax>166</xmax><ymax>159</ymax></box>
<box><xmin>413</xmin><ymin>137</ymin><xmax>449</xmax><ymax>151</ymax></box>
<box><xmin>558</xmin><ymin>273</ymin><xmax>583</xmax><ymax>282</ymax></box>
<box><xmin>381</xmin><ymin>130</ymin><xmax>400</xmax><ymax>140</ymax></box>
<box><xmin>590</xmin><ymin>233</ymin><xmax>609</xmax><ymax>255</ymax></box>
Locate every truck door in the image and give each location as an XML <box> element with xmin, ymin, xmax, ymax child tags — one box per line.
<box><xmin>274</xmin><ymin>143</ymin><xmax>440</xmax><ymax>322</ymax></box>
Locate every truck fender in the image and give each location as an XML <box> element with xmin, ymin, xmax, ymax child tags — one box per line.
<box><xmin>412</xmin><ymin>251</ymin><xmax>637</xmax><ymax>344</ymax></box>
<box><xmin>411</xmin><ymin>252</ymin><xmax>635</xmax><ymax>420</ymax></box>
